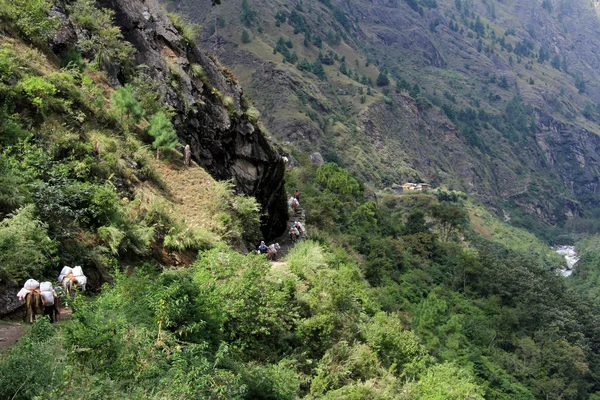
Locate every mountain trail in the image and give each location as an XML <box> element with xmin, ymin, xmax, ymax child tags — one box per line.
<box><xmin>0</xmin><ymin>307</ymin><xmax>72</xmax><ymax>352</ymax></box>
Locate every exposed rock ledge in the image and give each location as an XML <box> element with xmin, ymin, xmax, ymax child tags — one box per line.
<box><xmin>91</xmin><ymin>0</ymin><xmax>289</xmax><ymax>239</ymax></box>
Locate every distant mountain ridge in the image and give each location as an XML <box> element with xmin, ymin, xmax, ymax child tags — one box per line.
<box><xmin>168</xmin><ymin>0</ymin><xmax>600</xmax><ymax>237</ymax></box>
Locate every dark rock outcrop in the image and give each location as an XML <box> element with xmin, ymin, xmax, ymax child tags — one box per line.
<box><xmin>0</xmin><ymin>282</ymin><xmax>23</xmax><ymax>317</ymax></box>
<box><xmin>94</xmin><ymin>0</ymin><xmax>287</xmax><ymax>239</ymax></box>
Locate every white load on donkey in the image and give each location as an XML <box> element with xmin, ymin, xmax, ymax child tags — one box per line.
<box><xmin>16</xmin><ymin>279</ymin><xmax>45</xmax><ymax>323</ymax></box>
<box><xmin>40</xmin><ymin>281</ymin><xmax>60</xmax><ymax>323</ymax></box>
<box><xmin>16</xmin><ymin>279</ymin><xmax>40</xmax><ymax>301</ymax></box>
<box><xmin>288</xmin><ymin>196</ymin><xmax>300</xmax><ymax>213</ymax></box>
<box><xmin>59</xmin><ymin>265</ymin><xmax>87</xmax><ymax>295</ymax></box>
<box><xmin>266</xmin><ymin>243</ymin><xmax>281</xmax><ymax>261</ymax></box>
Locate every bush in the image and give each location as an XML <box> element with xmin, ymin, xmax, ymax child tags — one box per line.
<box><xmin>164</xmin><ymin>225</ymin><xmax>218</xmax><ymax>252</ymax></box>
<box><xmin>0</xmin><ymin>204</ymin><xmax>58</xmax><ymax>282</ymax></box>
<box><xmin>167</xmin><ymin>12</ymin><xmax>201</xmax><ymax>43</ymax></box>
<box><xmin>0</xmin><ymin>0</ymin><xmax>58</xmax><ymax>43</ymax></box>
<box><xmin>147</xmin><ymin>111</ymin><xmax>179</xmax><ymax>159</ymax></box>
<box><xmin>402</xmin><ymin>362</ymin><xmax>485</xmax><ymax>399</ymax></box>
<box><xmin>68</xmin><ymin>0</ymin><xmax>135</xmax><ymax>69</ymax></box>
<box><xmin>242</xmin><ymin>359</ymin><xmax>302</xmax><ymax>400</ymax></box>
<box><xmin>0</xmin><ymin>318</ymin><xmax>63</xmax><ymax>400</ymax></box>
<box><xmin>19</xmin><ymin>76</ymin><xmax>57</xmax><ymax>113</ymax></box>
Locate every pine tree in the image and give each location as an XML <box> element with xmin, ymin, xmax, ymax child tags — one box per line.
<box><xmin>111</xmin><ymin>84</ymin><xmax>144</xmax><ymax>126</ymax></box>
<box><xmin>241</xmin><ymin>30</ymin><xmax>251</xmax><ymax>44</ymax></box>
<box><xmin>148</xmin><ymin>112</ymin><xmax>179</xmax><ymax>159</ymax></box>
<box><xmin>312</xmin><ymin>59</ymin><xmax>327</xmax><ymax>80</ymax></box>
<box><xmin>376</xmin><ymin>70</ymin><xmax>390</xmax><ymax>86</ymax></box>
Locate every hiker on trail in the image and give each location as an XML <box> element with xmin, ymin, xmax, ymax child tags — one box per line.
<box><xmin>184</xmin><ymin>144</ymin><xmax>191</xmax><ymax>167</ymax></box>
<box><xmin>289</xmin><ymin>225</ymin><xmax>300</xmax><ymax>243</ymax></box>
<box><xmin>294</xmin><ymin>190</ymin><xmax>300</xmax><ymax>201</ymax></box>
<box><xmin>258</xmin><ymin>241</ymin><xmax>268</xmax><ymax>254</ymax></box>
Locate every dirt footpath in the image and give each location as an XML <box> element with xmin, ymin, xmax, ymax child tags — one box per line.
<box><xmin>0</xmin><ymin>322</ymin><xmax>23</xmax><ymax>351</ymax></box>
<box><xmin>0</xmin><ymin>307</ymin><xmax>72</xmax><ymax>351</ymax></box>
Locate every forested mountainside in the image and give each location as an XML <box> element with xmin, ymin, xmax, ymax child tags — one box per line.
<box><xmin>6</xmin><ymin>0</ymin><xmax>600</xmax><ymax>399</ymax></box>
<box><xmin>169</xmin><ymin>0</ymin><xmax>600</xmax><ymax>238</ymax></box>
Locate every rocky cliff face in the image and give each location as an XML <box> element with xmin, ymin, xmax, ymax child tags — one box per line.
<box><xmin>93</xmin><ymin>0</ymin><xmax>288</xmax><ymax>239</ymax></box>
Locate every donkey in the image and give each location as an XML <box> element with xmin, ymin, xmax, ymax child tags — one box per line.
<box><xmin>289</xmin><ymin>227</ymin><xmax>300</xmax><ymax>244</ymax></box>
<box><xmin>24</xmin><ymin>291</ymin><xmax>44</xmax><ymax>323</ymax></box>
<box><xmin>60</xmin><ymin>274</ymin><xmax>80</xmax><ymax>296</ymax></box>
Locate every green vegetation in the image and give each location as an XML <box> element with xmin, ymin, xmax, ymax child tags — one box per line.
<box><xmin>147</xmin><ymin>111</ymin><xmax>179</xmax><ymax>159</ymax></box>
<box><xmin>4</xmin><ymin>1</ymin><xmax>600</xmax><ymax>399</ymax></box>
<box><xmin>4</xmin><ymin>156</ymin><xmax>600</xmax><ymax>398</ymax></box>
<box><xmin>241</xmin><ymin>29</ymin><xmax>251</xmax><ymax>43</ymax></box>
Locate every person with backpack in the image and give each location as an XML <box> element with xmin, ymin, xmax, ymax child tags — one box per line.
<box><xmin>258</xmin><ymin>241</ymin><xmax>268</xmax><ymax>254</ymax></box>
<box><xmin>184</xmin><ymin>144</ymin><xmax>192</xmax><ymax>167</ymax></box>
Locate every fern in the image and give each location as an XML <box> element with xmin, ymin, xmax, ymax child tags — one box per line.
<box><xmin>97</xmin><ymin>225</ymin><xmax>125</xmax><ymax>255</ymax></box>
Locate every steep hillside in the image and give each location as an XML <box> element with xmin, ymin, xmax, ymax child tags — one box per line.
<box><xmin>0</xmin><ymin>0</ymin><xmax>281</xmax><ymax>309</ymax></box>
<box><xmin>169</xmin><ymin>0</ymin><xmax>600</xmax><ymax>237</ymax></box>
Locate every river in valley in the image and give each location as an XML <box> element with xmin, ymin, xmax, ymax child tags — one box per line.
<box><xmin>554</xmin><ymin>245</ymin><xmax>579</xmax><ymax>277</ymax></box>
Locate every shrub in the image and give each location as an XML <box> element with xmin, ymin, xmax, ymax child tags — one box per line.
<box><xmin>188</xmin><ymin>63</ymin><xmax>207</xmax><ymax>82</ymax></box>
<box><xmin>242</xmin><ymin>359</ymin><xmax>302</xmax><ymax>400</ymax></box>
<box><xmin>0</xmin><ymin>204</ymin><xmax>58</xmax><ymax>282</ymax></box>
<box><xmin>19</xmin><ymin>76</ymin><xmax>57</xmax><ymax>113</ymax></box>
<box><xmin>232</xmin><ymin>194</ymin><xmax>261</xmax><ymax>243</ymax></box>
<box><xmin>402</xmin><ymin>362</ymin><xmax>485</xmax><ymax>399</ymax></box>
<box><xmin>60</xmin><ymin>48</ymin><xmax>86</xmax><ymax>71</ymax></box>
<box><xmin>167</xmin><ymin>12</ymin><xmax>201</xmax><ymax>43</ymax></box>
<box><xmin>0</xmin><ymin>0</ymin><xmax>58</xmax><ymax>43</ymax></box>
<box><xmin>0</xmin><ymin>318</ymin><xmax>63</xmax><ymax>400</ymax></box>
<box><xmin>68</xmin><ymin>0</ymin><xmax>135</xmax><ymax>69</ymax></box>
<box><xmin>164</xmin><ymin>225</ymin><xmax>218</xmax><ymax>252</ymax></box>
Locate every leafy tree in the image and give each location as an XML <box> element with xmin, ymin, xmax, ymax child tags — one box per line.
<box><xmin>148</xmin><ymin>112</ymin><xmax>179</xmax><ymax>159</ymax></box>
<box><xmin>403</xmin><ymin>209</ymin><xmax>429</xmax><ymax>235</ymax></box>
<box><xmin>430</xmin><ymin>203</ymin><xmax>468</xmax><ymax>242</ymax></box>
